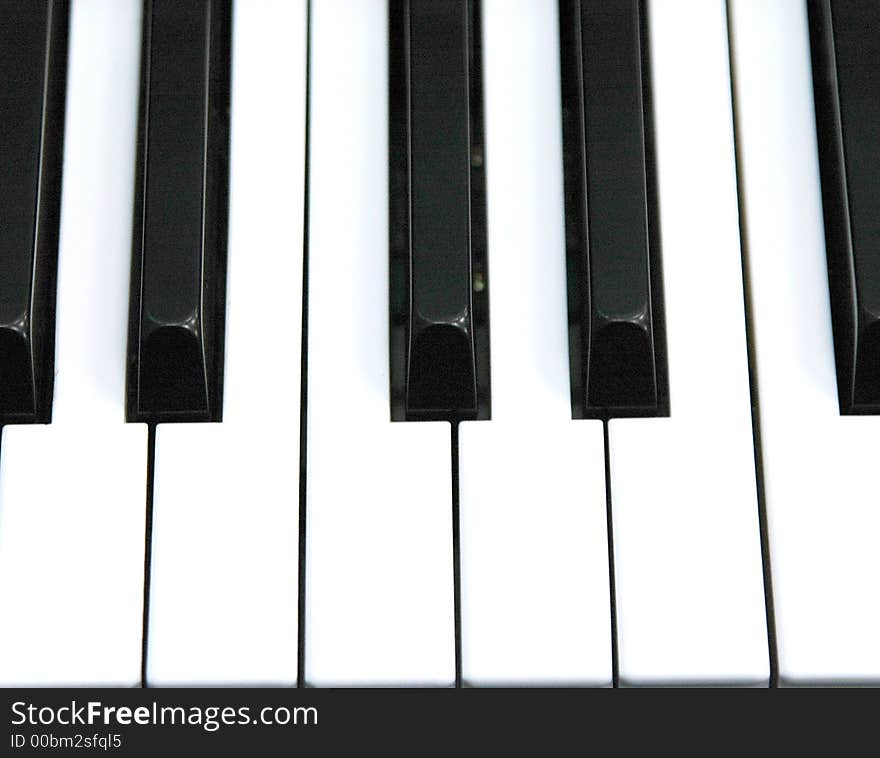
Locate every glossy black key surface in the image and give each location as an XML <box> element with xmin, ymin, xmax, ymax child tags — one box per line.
<box><xmin>0</xmin><ymin>1</ymin><xmax>68</xmax><ymax>424</ymax></box>
<box><xmin>127</xmin><ymin>0</ymin><xmax>231</xmax><ymax>423</ymax></box>
<box><xmin>559</xmin><ymin>0</ymin><xmax>667</xmax><ymax>419</ymax></box>
<box><xmin>389</xmin><ymin>0</ymin><xmax>490</xmax><ymax>421</ymax></box>
<box><xmin>808</xmin><ymin>0</ymin><xmax>880</xmax><ymax>414</ymax></box>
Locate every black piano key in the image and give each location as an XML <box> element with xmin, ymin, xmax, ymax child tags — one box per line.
<box><xmin>0</xmin><ymin>1</ymin><xmax>69</xmax><ymax>424</ymax></box>
<box><xmin>127</xmin><ymin>0</ymin><xmax>231</xmax><ymax>423</ymax></box>
<box><xmin>808</xmin><ymin>0</ymin><xmax>880</xmax><ymax>414</ymax></box>
<box><xmin>559</xmin><ymin>0</ymin><xmax>668</xmax><ymax>419</ymax></box>
<box><xmin>389</xmin><ymin>0</ymin><xmax>490</xmax><ymax>422</ymax></box>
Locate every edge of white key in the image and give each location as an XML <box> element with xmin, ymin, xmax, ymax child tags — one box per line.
<box><xmin>609</xmin><ymin>0</ymin><xmax>769</xmax><ymax>686</ymax></box>
<box><xmin>730</xmin><ymin>0</ymin><xmax>880</xmax><ymax>685</ymax></box>
<box><xmin>303</xmin><ymin>0</ymin><xmax>455</xmax><ymax>687</ymax></box>
<box><xmin>146</xmin><ymin>0</ymin><xmax>307</xmax><ymax>686</ymax></box>
<box><xmin>458</xmin><ymin>0</ymin><xmax>611</xmax><ymax>687</ymax></box>
<box><xmin>0</xmin><ymin>0</ymin><xmax>146</xmax><ymax>686</ymax></box>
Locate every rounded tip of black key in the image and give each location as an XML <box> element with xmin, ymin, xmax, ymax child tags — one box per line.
<box><xmin>587</xmin><ymin>320</ymin><xmax>657</xmax><ymax>410</ymax></box>
<box><xmin>0</xmin><ymin>327</ymin><xmax>35</xmax><ymax>418</ymax></box>
<box><xmin>406</xmin><ymin>323</ymin><xmax>477</xmax><ymax>418</ymax></box>
<box><xmin>852</xmin><ymin>319</ymin><xmax>880</xmax><ymax>409</ymax></box>
<box><xmin>137</xmin><ymin>324</ymin><xmax>209</xmax><ymax>420</ymax></box>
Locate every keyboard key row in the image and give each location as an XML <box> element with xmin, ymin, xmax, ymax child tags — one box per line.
<box><xmin>0</xmin><ymin>0</ymin><xmax>878</xmax><ymax>687</ymax></box>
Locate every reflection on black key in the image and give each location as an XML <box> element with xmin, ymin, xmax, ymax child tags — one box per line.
<box><xmin>127</xmin><ymin>0</ymin><xmax>231</xmax><ymax>423</ymax></box>
<box><xmin>559</xmin><ymin>0</ymin><xmax>668</xmax><ymax>419</ymax></box>
<box><xmin>0</xmin><ymin>1</ymin><xmax>69</xmax><ymax>424</ymax></box>
<box><xmin>389</xmin><ymin>0</ymin><xmax>490</xmax><ymax>422</ymax></box>
<box><xmin>808</xmin><ymin>0</ymin><xmax>880</xmax><ymax>414</ymax></box>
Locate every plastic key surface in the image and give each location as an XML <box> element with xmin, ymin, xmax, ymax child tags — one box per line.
<box><xmin>731</xmin><ymin>0</ymin><xmax>880</xmax><ymax>685</ymax></box>
<box><xmin>607</xmin><ymin>0</ymin><xmax>769</xmax><ymax>686</ymax></box>
<box><xmin>0</xmin><ymin>0</ymin><xmax>148</xmax><ymax>685</ymax></box>
<box><xmin>127</xmin><ymin>0</ymin><xmax>231</xmax><ymax>423</ymax></box>
<box><xmin>389</xmin><ymin>0</ymin><xmax>490</xmax><ymax>421</ymax></box>
<box><xmin>306</xmin><ymin>0</ymin><xmax>455</xmax><ymax>686</ymax></box>
<box><xmin>808</xmin><ymin>0</ymin><xmax>880</xmax><ymax>414</ymax></box>
<box><xmin>0</xmin><ymin>1</ymin><xmax>68</xmax><ymax>423</ymax></box>
<box><xmin>559</xmin><ymin>0</ymin><xmax>667</xmax><ymax>419</ymax></box>
<box><xmin>457</xmin><ymin>0</ymin><xmax>612</xmax><ymax>686</ymax></box>
<box><xmin>145</xmin><ymin>0</ymin><xmax>307</xmax><ymax>686</ymax></box>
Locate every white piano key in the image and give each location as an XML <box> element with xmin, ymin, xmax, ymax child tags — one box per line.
<box><xmin>304</xmin><ymin>0</ymin><xmax>455</xmax><ymax>687</ymax></box>
<box><xmin>146</xmin><ymin>0</ymin><xmax>306</xmax><ymax>685</ymax></box>
<box><xmin>457</xmin><ymin>0</ymin><xmax>612</xmax><ymax>686</ymax></box>
<box><xmin>730</xmin><ymin>0</ymin><xmax>880</xmax><ymax>685</ymax></box>
<box><xmin>607</xmin><ymin>0</ymin><xmax>769</xmax><ymax>686</ymax></box>
<box><xmin>0</xmin><ymin>0</ymin><xmax>147</xmax><ymax>686</ymax></box>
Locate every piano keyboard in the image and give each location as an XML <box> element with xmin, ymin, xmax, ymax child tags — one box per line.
<box><xmin>0</xmin><ymin>0</ymin><xmax>877</xmax><ymax>688</ymax></box>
